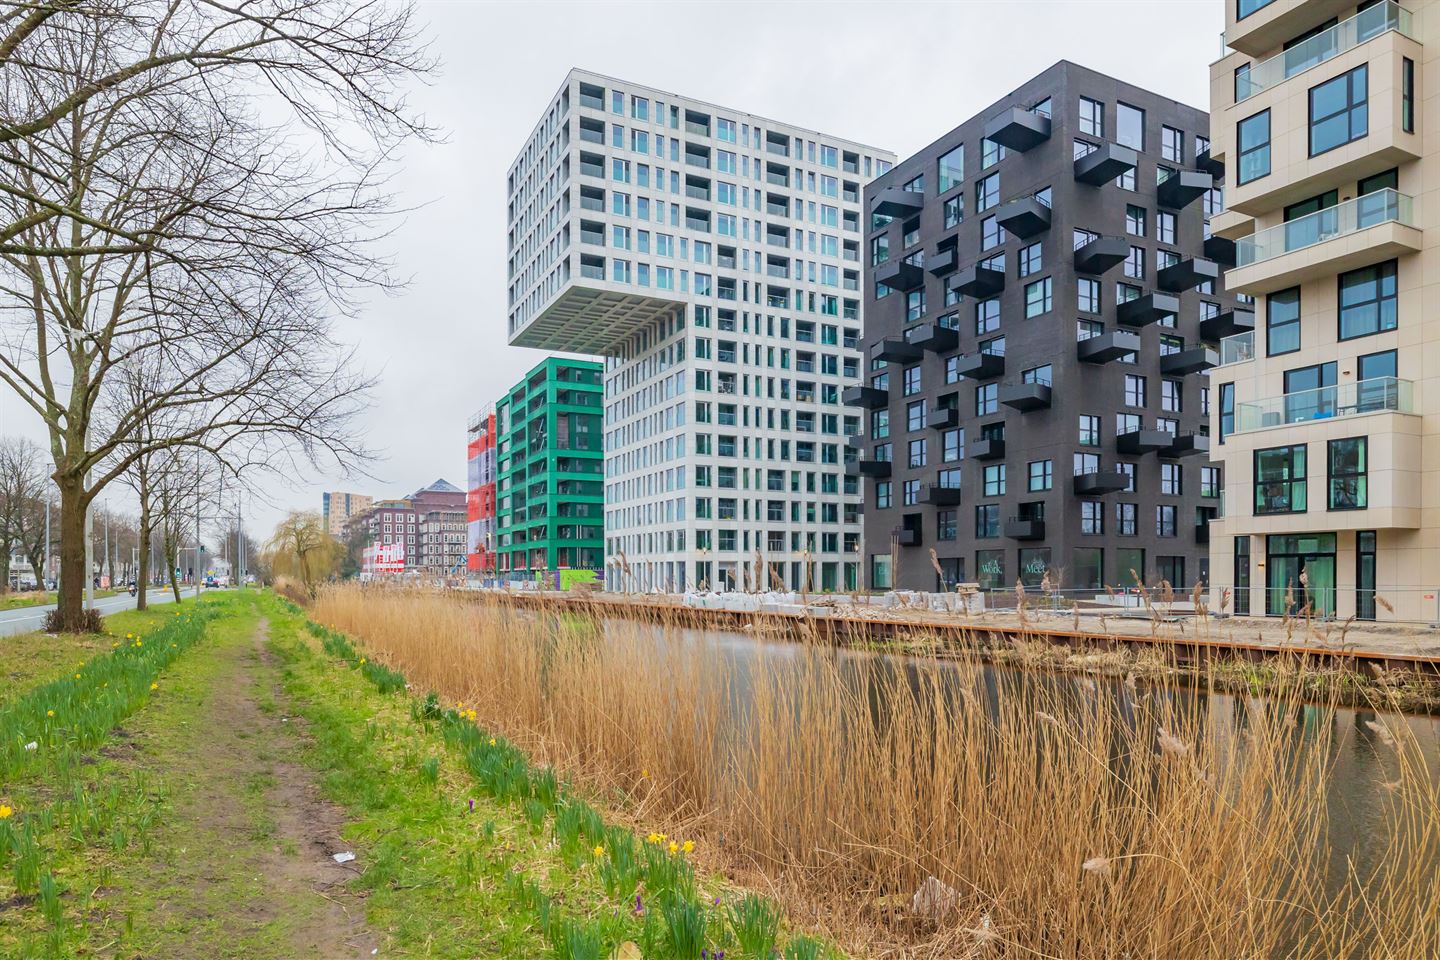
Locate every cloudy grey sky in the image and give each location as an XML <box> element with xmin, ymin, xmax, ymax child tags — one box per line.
<box><xmin>0</xmin><ymin>0</ymin><xmax>1228</xmax><ymax>540</ymax></box>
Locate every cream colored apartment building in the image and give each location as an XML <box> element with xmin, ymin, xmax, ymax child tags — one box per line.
<box><xmin>1207</xmin><ymin>0</ymin><xmax>1431</xmax><ymax>620</ymax></box>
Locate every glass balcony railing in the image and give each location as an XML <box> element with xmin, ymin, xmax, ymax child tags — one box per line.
<box><xmin>1235</xmin><ymin>2</ymin><xmax>1414</xmax><ymax>102</ymax></box>
<box><xmin>1235</xmin><ymin>377</ymin><xmax>1413</xmax><ymax>433</ymax></box>
<box><xmin>1220</xmin><ymin>330</ymin><xmax>1255</xmax><ymax>365</ymax></box>
<box><xmin>1235</xmin><ymin>190</ymin><xmax>1414</xmax><ymax>267</ymax></box>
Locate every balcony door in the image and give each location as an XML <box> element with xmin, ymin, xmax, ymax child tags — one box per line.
<box><xmin>1282</xmin><ymin>190</ymin><xmax>1338</xmax><ymax>251</ymax></box>
<box><xmin>1266</xmin><ymin>534</ymin><xmax>1336</xmax><ymax>618</ymax></box>
<box><xmin>1284</xmin><ymin>362</ymin><xmax>1337</xmax><ymax>422</ymax></box>
<box><xmin>1357</xmin><ymin>349</ymin><xmax>1398</xmax><ymax>412</ymax></box>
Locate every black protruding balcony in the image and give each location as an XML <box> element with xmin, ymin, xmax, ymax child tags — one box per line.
<box><xmin>1074</xmin><ymin>143</ymin><xmax>1138</xmax><ymax>186</ymax></box>
<box><xmin>846</xmin><ymin>458</ymin><xmax>892</xmax><ymax>478</ymax></box>
<box><xmin>1157</xmin><ymin>257</ymin><xmax>1220</xmax><ymax>292</ymax></box>
<box><xmin>1199</xmin><ymin>308</ymin><xmax>1255</xmax><ymax>343</ymax></box>
<box><xmin>843</xmin><ymin>385</ymin><xmax>889</xmax><ymax>409</ymax></box>
<box><xmin>950</xmin><ymin>351</ymin><xmax>1006</xmax><ymax>380</ymax></box>
<box><xmin>1077</xmin><ymin>331</ymin><xmax>1141</xmax><ymax>364</ymax></box>
<box><xmin>969</xmin><ymin>437</ymin><xmax>1005</xmax><ymax>461</ymax></box>
<box><xmin>910</xmin><ymin>322</ymin><xmax>958</xmax><ymax>353</ymax></box>
<box><xmin>871</xmin><ymin>187</ymin><xmax>924</xmax><ymax>219</ymax></box>
<box><xmin>1157</xmin><ymin>170</ymin><xmax>1213</xmax><ymax>210</ymax></box>
<box><xmin>894</xmin><ymin>526</ymin><xmax>922</xmax><ymax>547</ymax></box>
<box><xmin>1116</xmin><ymin>292</ymin><xmax>1180</xmax><ymax>328</ymax></box>
<box><xmin>845</xmin><ymin>434</ymin><xmax>865</xmax><ymax>450</ymax></box>
<box><xmin>1074</xmin><ymin>235</ymin><xmax>1129</xmax><ymax>274</ymax></box>
<box><xmin>1116</xmin><ymin>429</ymin><xmax>1174</xmax><ymax>455</ymax></box>
<box><xmin>982</xmin><ymin>106</ymin><xmax>1051</xmax><ymax>152</ymax></box>
<box><xmin>1000</xmin><ymin>383</ymin><xmax>1052</xmax><ymax>412</ymax></box>
<box><xmin>952</xmin><ymin>264</ymin><xmax>1005</xmax><ymax>298</ymax></box>
<box><xmin>995</xmin><ymin>196</ymin><xmax>1052</xmax><ymax>239</ymax></box>
<box><xmin>1196</xmin><ymin>147</ymin><xmax>1224</xmax><ymax>179</ymax></box>
<box><xmin>1162</xmin><ymin>433</ymin><xmax>1210</xmax><ymax>459</ymax></box>
<box><xmin>1160</xmin><ymin>347</ymin><xmax>1219</xmax><ymax>376</ymax></box>
<box><xmin>922</xmin><ymin>484</ymin><xmax>963</xmax><ymax>506</ymax></box>
<box><xmin>871</xmin><ymin>337</ymin><xmax>923</xmax><ymax>364</ymax></box>
<box><xmin>1004</xmin><ymin>517</ymin><xmax>1046</xmax><ymax>541</ymax></box>
<box><xmin>876</xmin><ymin>258</ymin><xmax>924</xmax><ymax>292</ymax></box>
<box><xmin>1204</xmin><ymin>234</ymin><xmax>1237</xmax><ymax>267</ymax></box>
<box><xmin>928</xmin><ymin>405</ymin><xmax>959</xmax><ymax>430</ymax></box>
<box><xmin>1073</xmin><ymin>472</ymin><xmax>1129</xmax><ymax>495</ymax></box>
<box><xmin>927</xmin><ymin>245</ymin><xmax>957</xmax><ymax>276</ymax></box>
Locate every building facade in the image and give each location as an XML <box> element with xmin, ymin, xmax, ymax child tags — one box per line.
<box><xmin>466</xmin><ymin>405</ymin><xmax>498</xmax><ymax>575</ymax></box>
<box><xmin>857</xmin><ymin>61</ymin><xmax>1242</xmax><ymax>594</ymax></box>
<box><xmin>1207</xmin><ymin>0</ymin><xmax>1428</xmax><ymax>621</ymax></box>
<box><xmin>418</xmin><ymin>506</ymin><xmax>467</xmax><ymax>574</ymax></box>
<box><xmin>322</xmin><ymin>491</ymin><xmax>373</xmax><ymax>538</ymax></box>
<box><xmin>348</xmin><ymin>480</ymin><xmax>465</xmax><ymax>576</ymax></box>
<box><xmin>490</xmin><ymin>356</ymin><xmax>605</xmax><ymax>581</ymax></box>
<box><xmin>505</xmin><ymin>68</ymin><xmax>894</xmax><ymax>593</ymax></box>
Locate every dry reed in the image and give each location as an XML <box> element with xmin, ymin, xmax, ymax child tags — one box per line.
<box><xmin>313</xmin><ymin>584</ymin><xmax>1440</xmax><ymax>959</ymax></box>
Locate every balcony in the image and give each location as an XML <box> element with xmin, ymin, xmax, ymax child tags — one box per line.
<box><xmin>1077</xmin><ymin>330</ymin><xmax>1141</xmax><ymax>364</ymax></box>
<box><xmin>1200</xmin><ymin>308</ymin><xmax>1255</xmax><ymax>343</ymax></box>
<box><xmin>1074</xmin><ymin>235</ymin><xmax>1129</xmax><ymax>275</ymax></box>
<box><xmin>1163</xmin><ymin>434</ymin><xmax>1211</xmax><ymax>459</ymax></box>
<box><xmin>969</xmin><ymin>437</ymin><xmax>1005</xmax><ymax>461</ymax></box>
<box><xmin>1219</xmin><ymin>330</ymin><xmax>1256</xmax><ymax>366</ymax></box>
<box><xmin>927</xmin><ymin>245</ymin><xmax>958</xmax><ymax>276</ymax></box>
<box><xmin>1225</xmin><ymin>0</ymin><xmax>1359</xmax><ymax>57</ymax></box>
<box><xmin>1005</xmin><ymin>518</ymin><xmax>1046</xmax><ymax>541</ymax></box>
<box><xmin>876</xmin><ymin>258</ymin><xmax>924</xmax><ymax>291</ymax></box>
<box><xmin>1235</xmin><ymin>377</ymin><xmax>1415</xmax><ymax>433</ymax></box>
<box><xmin>1073</xmin><ymin>472</ymin><xmax>1129</xmax><ymax>495</ymax></box>
<box><xmin>928</xmin><ymin>406</ymin><xmax>959</xmax><ymax>430</ymax></box>
<box><xmin>1115</xmin><ymin>292</ymin><xmax>1179</xmax><ymax>328</ymax></box>
<box><xmin>846</xmin><ymin>459</ymin><xmax>892</xmax><ymax>478</ymax></box>
<box><xmin>1228</xmin><ymin>190</ymin><xmax>1420</xmax><ymax>296</ymax></box>
<box><xmin>999</xmin><ymin>383</ymin><xmax>1052</xmax><ymax>412</ymax></box>
<box><xmin>1157</xmin><ymin>171</ymin><xmax>1213</xmax><ymax>211</ymax></box>
<box><xmin>1156</xmin><ymin>257</ymin><xmax>1219</xmax><ymax>292</ymax></box>
<box><xmin>871</xmin><ymin>338</ymin><xmax>922</xmax><ymax>364</ymax></box>
<box><xmin>910</xmin><ymin>323</ymin><xmax>958</xmax><ymax>353</ymax></box>
<box><xmin>1074</xmin><ymin>143</ymin><xmax>1137</xmax><ymax>186</ymax></box>
<box><xmin>921</xmin><ymin>484</ymin><xmax>963</xmax><ymax>506</ymax></box>
<box><xmin>842</xmin><ymin>385</ymin><xmax>889</xmax><ymax>409</ymax></box>
<box><xmin>846</xmin><ymin>434</ymin><xmax>865</xmax><ymax>449</ymax></box>
<box><xmin>872</xmin><ymin>187</ymin><xmax>924</xmax><ymax>219</ymax></box>
<box><xmin>1160</xmin><ymin>347</ymin><xmax>1219</xmax><ymax>376</ymax></box>
<box><xmin>1204</xmin><ymin>234</ymin><xmax>1238</xmax><ymax>267</ymax></box>
<box><xmin>950</xmin><ymin>351</ymin><xmax>1006</xmax><ymax>380</ymax></box>
<box><xmin>1116</xmin><ymin>429</ymin><xmax>1174</xmax><ymax>455</ymax></box>
<box><xmin>995</xmin><ymin>196</ymin><xmax>1051</xmax><ymax>239</ymax></box>
<box><xmin>1196</xmin><ymin>147</ymin><xmax>1224</xmax><ymax>179</ymax></box>
<box><xmin>983</xmin><ymin>106</ymin><xmax>1051</xmax><ymax>152</ymax></box>
<box><xmin>952</xmin><ymin>264</ymin><xmax>1005</xmax><ymax>298</ymax></box>
<box><xmin>1235</xmin><ymin>2</ymin><xmax>1414</xmax><ymax>103</ymax></box>
<box><xmin>895</xmin><ymin>527</ymin><xmax>921</xmax><ymax>548</ymax></box>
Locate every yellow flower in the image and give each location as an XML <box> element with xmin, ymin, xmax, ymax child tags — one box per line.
<box><xmin>682</xmin><ymin>840</ymin><xmax>694</xmax><ymax>854</ymax></box>
<box><xmin>134</xmin><ymin>640</ymin><xmax>142</xmax><ymax>647</ymax></box>
<box><xmin>126</xmin><ymin>633</ymin><xmax>133</xmax><ymax>639</ymax></box>
<box><xmin>468</xmin><ymin>710</ymin><xmax>477</xmax><ymax>721</ymax></box>
<box><xmin>640</xmin><ymin>769</ymin><xmax>648</xmax><ymax>779</ymax></box>
<box><xmin>74</xmin><ymin>674</ymin><xmax>81</xmax><ymax>680</ymax></box>
<box><xmin>0</xmin><ymin>805</ymin><xmax>12</xmax><ymax>819</ymax></box>
<box><xmin>111</xmin><ymin>642</ymin><xmax>119</xmax><ymax>648</ymax></box>
<box><xmin>488</xmin><ymin>738</ymin><xmax>497</xmax><ymax>747</ymax></box>
<box><xmin>592</xmin><ymin>845</ymin><xmax>605</xmax><ymax>858</ymax></box>
<box><xmin>667</xmin><ymin>841</ymin><xmax>678</xmax><ymax>855</ymax></box>
<box><xmin>647</xmin><ymin>832</ymin><xmax>661</xmax><ymax>844</ymax></box>
<box><xmin>359</xmin><ymin>658</ymin><xmax>366</xmax><ymax>666</ymax></box>
<box><xmin>150</xmin><ymin>683</ymin><xmax>158</xmax><ymax>691</ymax></box>
<box><xmin>46</xmin><ymin>710</ymin><xmax>54</xmax><ymax>718</ymax></box>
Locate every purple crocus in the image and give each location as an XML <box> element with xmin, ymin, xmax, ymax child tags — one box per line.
<box><xmin>468</xmin><ymin>799</ymin><xmax>474</xmax><ymax>813</ymax></box>
<box><xmin>633</xmin><ymin>893</ymin><xmax>644</xmax><ymax>915</ymax></box>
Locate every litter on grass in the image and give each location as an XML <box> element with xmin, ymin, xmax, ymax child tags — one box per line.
<box><xmin>332</xmin><ymin>851</ymin><xmax>356</xmax><ymax>864</ymax></box>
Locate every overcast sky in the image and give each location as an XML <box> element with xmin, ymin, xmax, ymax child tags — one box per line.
<box><xmin>0</xmin><ymin>0</ymin><xmax>1227</xmax><ymax>541</ymax></box>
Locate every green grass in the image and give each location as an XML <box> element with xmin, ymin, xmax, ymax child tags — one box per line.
<box><xmin>0</xmin><ymin>589</ymin><xmax>119</xmax><ymax>611</ymax></box>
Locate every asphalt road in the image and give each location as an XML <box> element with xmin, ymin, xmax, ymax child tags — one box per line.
<box><xmin>0</xmin><ymin>587</ymin><xmax>192</xmax><ymax>637</ymax></box>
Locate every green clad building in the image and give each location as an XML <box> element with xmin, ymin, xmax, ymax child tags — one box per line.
<box><xmin>495</xmin><ymin>357</ymin><xmax>604</xmax><ymax>584</ymax></box>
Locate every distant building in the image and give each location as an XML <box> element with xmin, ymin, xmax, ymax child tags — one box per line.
<box><xmin>322</xmin><ymin>491</ymin><xmax>373</xmax><ymax>538</ymax></box>
<box><xmin>350</xmin><ymin>481</ymin><xmax>466</xmax><ymax>577</ymax></box>
<box><xmin>468</xmin><ymin>356</ymin><xmax>604</xmax><ymax>586</ymax></box>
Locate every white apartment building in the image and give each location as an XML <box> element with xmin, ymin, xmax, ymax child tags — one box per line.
<box><xmin>506</xmin><ymin>68</ymin><xmax>894</xmax><ymax>593</ymax></box>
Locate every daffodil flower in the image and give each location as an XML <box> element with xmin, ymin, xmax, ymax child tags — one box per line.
<box><xmin>682</xmin><ymin>840</ymin><xmax>694</xmax><ymax>854</ymax></box>
<box><xmin>592</xmin><ymin>845</ymin><xmax>605</xmax><ymax>858</ymax></box>
<box><xmin>667</xmin><ymin>841</ymin><xmax>678</xmax><ymax>855</ymax></box>
<box><xmin>46</xmin><ymin>709</ymin><xmax>54</xmax><ymax>718</ymax></box>
<box><xmin>0</xmin><ymin>805</ymin><xmax>13</xmax><ymax>819</ymax></box>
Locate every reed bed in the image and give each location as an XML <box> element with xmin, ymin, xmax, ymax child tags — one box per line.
<box><xmin>312</xmin><ymin>584</ymin><xmax>1440</xmax><ymax>958</ymax></box>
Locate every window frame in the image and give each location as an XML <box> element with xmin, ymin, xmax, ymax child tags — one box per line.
<box><xmin>1327</xmin><ymin>436</ymin><xmax>1368</xmax><ymax>511</ymax></box>
<box><xmin>1236</xmin><ymin>109</ymin><xmax>1271</xmax><ymax>185</ymax></box>
<box><xmin>1308</xmin><ymin>65</ymin><xmax>1368</xmax><ymax>158</ymax></box>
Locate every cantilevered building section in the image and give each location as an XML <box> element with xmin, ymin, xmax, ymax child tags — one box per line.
<box><xmin>857</xmin><ymin>61</ymin><xmax>1239</xmax><ymax>595</ymax></box>
<box><xmin>507</xmin><ymin>68</ymin><xmax>895</xmax><ymax>592</ymax></box>
<box><xmin>1207</xmin><ymin>0</ymin><xmax>1430</xmax><ymax>621</ymax></box>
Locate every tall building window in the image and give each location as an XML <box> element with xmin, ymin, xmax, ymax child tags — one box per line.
<box><xmin>1024</xmin><ymin>277</ymin><xmax>1052</xmax><ymax>317</ymax></box>
<box><xmin>1078</xmin><ymin>277</ymin><xmax>1100</xmax><ymax>313</ymax></box>
<box><xmin>976</xmin><ymin>172</ymin><xmax>999</xmax><ymax>212</ymax></box>
<box><xmin>975</xmin><ymin>504</ymin><xmax>1000</xmax><ymax>538</ymax></box>
<box><xmin>983</xmin><ymin>464</ymin><xmax>1006</xmax><ymax>497</ymax></box>
<box><xmin>938</xmin><ymin>144</ymin><xmax>964</xmax><ymax>193</ymax></box>
<box><xmin>1219</xmin><ymin>382</ymin><xmax>1235</xmax><ymax>443</ymax></box>
<box><xmin>1125</xmin><ymin>205</ymin><xmax>1146</xmax><ymax>237</ymax></box>
<box><xmin>1116</xmin><ymin>502</ymin><xmax>1138</xmax><ymax>536</ymax></box>
<box><xmin>1328</xmin><ymin>437</ymin><xmax>1368</xmax><ymax>510</ymax></box>
<box><xmin>976</xmin><ymin>382</ymin><xmax>997</xmax><ymax>416</ymax></box>
<box><xmin>1079</xmin><ymin>96</ymin><xmax>1104</xmax><ymax>137</ymax></box>
<box><xmin>1124</xmin><ymin>374</ymin><xmax>1147</xmax><ymax>407</ymax></box>
<box><xmin>1309</xmin><ymin>65</ymin><xmax>1368</xmax><ymax>157</ymax></box>
<box><xmin>1157</xmin><ymin>211</ymin><xmax>1176</xmax><ymax>245</ymax></box>
<box><xmin>1403</xmin><ymin>58</ymin><xmax>1415</xmax><ymax>133</ymax></box>
<box><xmin>1079</xmin><ymin>415</ymin><xmax>1101</xmax><ymax>446</ymax></box>
<box><xmin>1254</xmin><ymin>445</ymin><xmax>1307</xmax><ymax>514</ymax></box>
<box><xmin>1161</xmin><ymin>125</ymin><xmax>1183</xmax><ymax>163</ymax></box>
<box><xmin>1155</xmin><ymin>505</ymin><xmax>1177</xmax><ymax>538</ymax></box>
<box><xmin>1160</xmin><ymin>462</ymin><xmax>1182</xmax><ymax>496</ymax></box>
<box><xmin>1117</xmin><ymin>102</ymin><xmax>1145</xmax><ymax>150</ymax></box>
<box><xmin>1237</xmin><ymin>110</ymin><xmax>1270</xmax><ymax>184</ymax></box>
<box><xmin>1028</xmin><ymin>460</ymin><xmax>1053</xmax><ymax>492</ymax></box>
<box><xmin>944</xmin><ymin>195</ymin><xmax>963</xmax><ymax>228</ymax></box>
<box><xmin>982</xmin><ymin>215</ymin><xmax>1005</xmax><ymax>250</ymax></box>
<box><xmin>1018</xmin><ymin>242</ymin><xmax>1042</xmax><ymax>277</ymax></box>
<box><xmin>1267</xmin><ymin>287</ymin><xmax>1301</xmax><ymax>355</ymax></box>
<box><xmin>1080</xmin><ymin>501</ymin><xmax>1104</xmax><ymax>535</ymax></box>
<box><xmin>1338</xmin><ymin>261</ymin><xmax>1397</xmax><ymax>340</ymax></box>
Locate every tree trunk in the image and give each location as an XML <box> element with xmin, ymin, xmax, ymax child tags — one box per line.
<box><xmin>165</xmin><ymin>533</ymin><xmax>181</xmax><ymax>603</ymax></box>
<box><xmin>0</xmin><ymin>543</ymin><xmax>11</xmax><ymax>594</ymax></box>
<box><xmin>136</xmin><ymin>487</ymin><xmax>150</xmax><ymax>610</ymax></box>
<box><xmin>55</xmin><ymin>477</ymin><xmax>90</xmax><ymax>630</ymax></box>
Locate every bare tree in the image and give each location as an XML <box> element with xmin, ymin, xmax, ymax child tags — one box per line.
<box><xmin>0</xmin><ymin>1</ymin><xmax>428</xmax><ymax>627</ymax></box>
<box><xmin>0</xmin><ymin>434</ymin><xmax>48</xmax><ymax>591</ymax></box>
